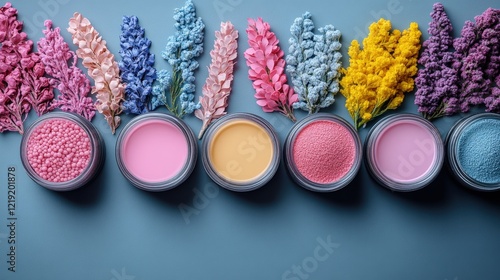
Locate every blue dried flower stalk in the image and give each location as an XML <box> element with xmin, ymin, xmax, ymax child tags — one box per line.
<box><xmin>150</xmin><ymin>0</ymin><xmax>205</xmax><ymax>118</ymax></box>
<box><xmin>286</xmin><ymin>12</ymin><xmax>342</xmax><ymax>114</ymax></box>
<box><xmin>119</xmin><ymin>15</ymin><xmax>157</xmax><ymax>115</ymax></box>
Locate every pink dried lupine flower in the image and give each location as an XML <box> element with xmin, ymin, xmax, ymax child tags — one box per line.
<box><xmin>0</xmin><ymin>68</ymin><xmax>29</xmax><ymax>134</ymax></box>
<box><xmin>244</xmin><ymin>17</ymin><xmax>298</xmax><ymax>122</ymax></box>
<box><xmin>195</xmin><ymin>21</ymin><xmax>238</xmax><ymax>139</ymax></box>
<box><xmin>21</xmin><ymin>52</ymin><xmax>53</xmax><ymax>116</ymax></box>
<box><xmin>0</xmin><ymin>2</ymin><xmax>53</xmax><ymax>134</ymax></box>
<box><xmin>68</xmin><ymin>12</ymin><xmax>125</xmax><ymax>134</ymax></box>
<box><xmin>38</xmin><ymin>20</ymin><xmax>95</xmax><ymax>121</ymax></box>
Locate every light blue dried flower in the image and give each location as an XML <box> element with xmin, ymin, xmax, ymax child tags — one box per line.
<box><xmin>286</xmin><ymin>12</ymin><xmax>342</xmax><ymax>114</ymax></box>
<box><xmin>150</xmin><ymin>0</ymin><xmax>204</xmax><ymax>117</ymax></box>
<box><xmin>119</xmin><ymin>15</ymin><xmax>157</xmax><ymax>115</ymax></box>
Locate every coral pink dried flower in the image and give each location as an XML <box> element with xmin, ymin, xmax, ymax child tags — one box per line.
<box><xmin>0</xmin><ymin>2</ymin><xmax>53</xmax><ymax>134</ymax></box>
<box><xmin>38</xmin><ymin>20</ymin><xmax>95</xmax><ymax>121</ymax></box>
<box><xmin>195</xmin><ymin>21</ymin><xmax>238</xmax><ymax>139</ymax></box>
<box><xmin>244</xmin><ymin>17</ymin><xmax>298</xmax><ymax>122</ymax></box>
<box><xmin>68</xmin><ymin>12</ymin><xmax>125</xmax><ymax>134</ymax></box>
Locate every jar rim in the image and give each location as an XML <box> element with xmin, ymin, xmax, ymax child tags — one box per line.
<box><xmin>201</xmin><ymin>112</ymin><xmax>281</xmax><ymax>192</ymax></box>
<box><xmin>364</xmin><ymin>113</ymin><xmax>444</xmax><ymax>192</ymax></box>
<box><xmin>115</xmin><ymin>112</ymin><xmax>197</xmax><ymax>191</ymax></box>
<box><xmin>446</xmin><ymin>112</ymin><xmax>500</xmax><ymax>191</ymax></box>
<box><xmin>20</xmin><ymin>111</ymin><xmax>105</xmax><ymax>191</ymax></box>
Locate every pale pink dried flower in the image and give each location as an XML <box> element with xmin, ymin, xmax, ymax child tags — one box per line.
<box><xmin>38</xmin><ymin>20</ymin><xmax>95</xmax><ymax>121</ymax></box>
<box><xmin>67</xmin><ymin>12</ymin><xmax>124</xmax><ymax>134</ymax></box>
<box><xmin>195</xmin><ymin>21</ymin><xmax>238</xmax><ymax>139</ymax></box>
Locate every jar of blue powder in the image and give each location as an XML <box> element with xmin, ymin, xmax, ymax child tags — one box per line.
<box><xmin>446</xmin><ymin>113</ymin><xmax>500</xmax><ymax>191</ymax></box>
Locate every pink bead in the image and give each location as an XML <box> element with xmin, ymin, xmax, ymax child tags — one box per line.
<box><xmin>26</xmin><ymin>118</ymin><xmax>91</xmax><ymax>182</ymax></box>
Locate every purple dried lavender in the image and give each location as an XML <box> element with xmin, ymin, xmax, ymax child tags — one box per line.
<box><xmin>415</xmin><ymin>3</ymin><xmax>459</xmax><ymax>119</ymax></box>
<box><xmin>453</xmin><ymin>7</ymin><xmax>500</xmax><ymax>113</ymax></box>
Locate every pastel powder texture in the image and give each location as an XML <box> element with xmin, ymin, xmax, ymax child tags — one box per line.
<box><xmin>457</xmin><ymin>118</ymin><xmax>500</xmax><ymax>184</ymax></box>
<box><xmin>121</xmin><ymin>120</ymin><xmax>188</xmax><ymax>183</ymax></box>
<box><xmin>26</xmin><ymin>119</ymin><xmax>91</xmax><ymax>182</ymax></box>
<box><xmin>292</xmin><ymin>120</ymin><xmax>355</xmax><ymax>184</ymax></box>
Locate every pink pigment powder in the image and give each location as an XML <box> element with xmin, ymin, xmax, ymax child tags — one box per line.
<box><xmin>26</xmin><ymin>118</ymin><xmax>91</xmax><ymax>182</ymax></box>
<box><xmin>121</xmin><ymin>120</ymin><xmax>188</xmax><ymax>183</ymax></box>
<box><xmin>292</xmin><ymin>120</ymin><xmax>356</xmax><ymax>184</ymax></box>
<box><xmin>373</xmin><ymin>120</ymin><xmax>436</xmax><ymax>182</ymax></box>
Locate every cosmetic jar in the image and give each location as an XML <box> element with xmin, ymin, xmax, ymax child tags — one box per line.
<box><xmin>284</xmin><ymin>113</ymin><xmax>362</xmax><ymax>192</ymax></box>
<box><xmin>446</xmin><ymin>113</ymin><xmax>500</xmax><ymax>191</ymax></box>
<box><xmin>20</xmin><ymin>112</ymin><xmax>105</xmax><ymax>191</ymax></box>
<box><xmin>116</xmin><ymin>113</ymin><xmax>197</xmax><ymax>191</ymax></box>
<box><xmin>201</xmin><ymin>113</ymin><xmax>280</xmax><ymax>192</ymax></box>
<box><xmin>365</xmin><ymin>113</ymin><xmax>444</xmax><ymax>192</ymax></box>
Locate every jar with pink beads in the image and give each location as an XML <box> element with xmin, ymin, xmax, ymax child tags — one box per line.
<box><xmin>20</xmin><ymin>112</ymin><xmax>105</xmax><ymax>191</ymax></box>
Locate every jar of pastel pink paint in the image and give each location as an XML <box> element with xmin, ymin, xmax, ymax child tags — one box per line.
<box><xmin>115</xmin><ymin>113</ymin><xmax>197</xmax><ymax>191</ymax></box>
<box><xmin>365</xmin><ymin>114</ymin><xmax>444</xmax><ymax>192</ymax></box>
<box><xmin>20</xmin><ymin>112</ymin><xmax>105</xmax><ymax>191</ymax></box>
<box><xmin>284</xmin><ymin>113</ymin><xmax>363</xmax><ymax>192</ymax></box>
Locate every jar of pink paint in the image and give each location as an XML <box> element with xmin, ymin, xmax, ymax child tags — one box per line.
<box><xmin>115</xmin><ymin>113</ymin><xmax>197</xmax><ymax>191</ymax></box>
<box><xmin>20</xmin><ymin>112</ymin><xmax>105</xmax><ymax>191</ymax></box>
<box><xmin>284</xmin><ymin>113</ymin><xmax>363</xmax><ymax>192</ymax></box>
<box><xmin>365</xmin><ymin>114</ymin><xmax>444</xmax><ymax>192</ymax></box>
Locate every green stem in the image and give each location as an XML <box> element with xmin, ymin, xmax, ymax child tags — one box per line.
<box><xmin>424</xmin><ymin>102</ymin><xmax>446</xmax><ymax>120</ymax></box>
<box><xmin>165</xmin><ymin>69</ymin><xmax>185</xmax><ymax>118</ymax></box>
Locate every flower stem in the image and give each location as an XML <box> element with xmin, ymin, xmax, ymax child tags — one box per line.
<box><xmin>198</xmin><ymin>120</ymin><xmax>209</xmax><ymax>140</ymax></box>
<box><xmin>281</xmin><ymin>103</ymin><xmax>296</xmax><ymax>122</ymax></box>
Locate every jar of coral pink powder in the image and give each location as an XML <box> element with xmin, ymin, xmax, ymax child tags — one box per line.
<box><xmin>284</xmin><ymin>113</ymin><xmax>362</xmax><ymax>192</ymax></box>
<box><xmin>20</xmin><ymin>112</ymin><xmax>105</xmax><ymax>191</ymax></box>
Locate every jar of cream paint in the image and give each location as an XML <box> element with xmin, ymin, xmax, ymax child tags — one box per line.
<box><xmin>20</xmin><ymin>112</ymin><xmax>105</xmax><ymax>191</ymax></box>
<box><xmin>284</xmin><ymin>113</ymin><xmax>362</xmax><ymax>192</ymax></box>
<box><xmin>364</xmin><ymin>114</ymin><xmax>444</xmax><ymax>192</ymax></box>
<box><xmin>446</xmin><ymin>113</ymin><xmax>500</xmax><ymax>191</ymax></box>
<box><xmin>201</xmin><ymin>113</ymin><xmax>280</xmax><ymax>192</ymax></box>
<box><xmin>115</xmin><ymin>113</ymin><xmax>197</xmax><ymax>191</ymax></box>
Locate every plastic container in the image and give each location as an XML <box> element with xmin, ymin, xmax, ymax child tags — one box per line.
<box><xmin>116</xmin><ymin>113</ymin><xmax>197</xmax><ymax>191</ymax></box>
<box><xmin>201</xmin><ymin>113</ymin><xmax>280</xmax><ymax>192</ymax></box>
<box><xmin>446</xmin><ymin>113</ymin><xmax>500</xmax><ymax>191</ymax></box>
<box><xmin>20</xmin><ymin>112</ymin><xmax>105</xmax><ymax>191</ymax></box>
<box><xmin>365</xmin><ymin>113</ymin><xmax>444</xmax><ymax>192</ymax></box>
<box><xmin>284</xmin><ymin>113</ymin><xmax>362</xmax><ymax>192</ymax></box>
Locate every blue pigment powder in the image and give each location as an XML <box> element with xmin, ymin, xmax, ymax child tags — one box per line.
<box><xmin>456</xmin><ymin>118</ymin><xmax>500</xmax><ymax>184</ymax></box>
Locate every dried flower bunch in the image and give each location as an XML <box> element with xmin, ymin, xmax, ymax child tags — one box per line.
<box><xmin>286</xmin><ymin>12</ymin><xmax>342</xmax><ymax>114</ymax></box>
<box><xmin>38</xmin><ymin>20</ymin><xmax>95</xmax><ymax>121</ymax></box>
<box><xmin>119</xmin><ymin>15</ymin><xmax>156</xmax><ymax>115</ymax></box>
<box><xmin>414</xmin><ymin>3</ymin><xmax>458</xmax><ymax>119</ymax></box>
<box><xmin>340</xmin><ymin>18</ymin><xmax>421</xmax><ymax>129</ymax></box>
<box><xmin>68</xmin><ymin>12</ymin><xmax>125</xmax><ymax>134</ymax></box>
<box><xmin>245</xmin><ymin>17</ymin><xmax>298</xmax><ymax>121</ymax></box>
<box><xmin>195</xmin><ymin>21</ymin><xmax>238</xmax><ymax>139</ymax></box>
<box><xmin>151</xmin><ymin>0</ymin><xmax>205</xmax><ymax>118</ymax></box>
<box><xmin>453</xmin><ymin>7</ymin><xmax>500</xmax><ymax>113</ymax></box>
<box><xmin>0</xmin><ymin>2</ymin><xmax>53</xmax><ymax>134</ymax></box>
<box><xmin>415</xmin><ymin>3</ymin><xmax>500</xmax><ymax>119</ymax></box>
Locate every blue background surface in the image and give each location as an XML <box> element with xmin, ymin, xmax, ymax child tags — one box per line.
<box><xmin>1</xmin><ymin>0</ymin><xmax>500</xmax><ymax>279</ymax></box>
